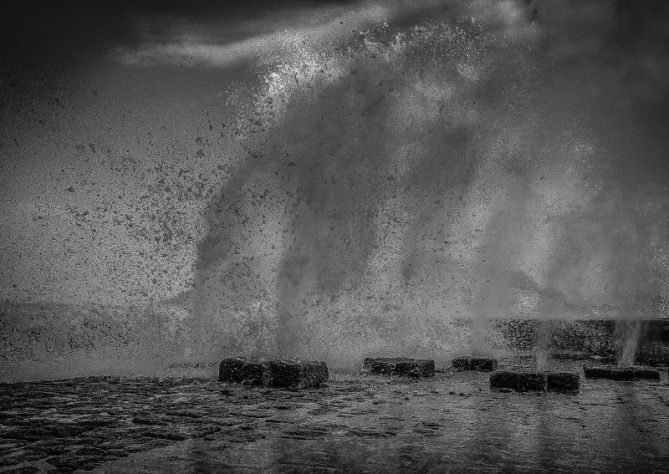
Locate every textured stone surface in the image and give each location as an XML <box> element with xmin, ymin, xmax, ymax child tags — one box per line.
<box><xmin>219</xmin><ymin>357</ymin><xmax>328</xmax><ymax>388</ymax></box>
<box><xmin>583</xmin><ymin>366</ymin><xmax>661</xmax><ymax>381</ymax></box>
<box><xmin>452</xmin><ymin>357</ymin><xmax>498</xmax><ymax>372</ymax></box>
<box><xmin>265</xmin><ymin>359</ymin><xmax>329</xmax><ymax>388</ymax></box>
<box><xmin>0</xmin><ymin>357</ymin><xmax>667</xmax><ymax>473</ymax></box>
<box><xmin>630</xmin><ymin>367</ymin><xmax>662</xmax><ymax>380</ymax></box>
<box><xmin>218</xmin><ymin>357</ymin><xmax>266</xmax><ymax>385</ymax></box>
<box><xmin>583</xmin><ymin>366</ymin><xmax>635</xmax><ymax>381</ymax></box>
<box><xmin>451</xmin><ymin>357</ymin><xmax>471</xmax><ymax>371</ymax></box>
<box><xmin>546</xmin><ymin>372</ymin><xmax>580</xmax><ymax>392</ymax></box>
<box><xmin>362</xmin><ymin>358</ymin><xmax>435</xmax><ymax>377</ymax></box>
<box><xmin>490</xmin><ymin>370</ymin><xmax>581</xmax><ymax>392</ymax></box>
<box><xmin>490</xmin><ymin>371</ymin><xmax>547</xmax><ymax>392</ymax></box>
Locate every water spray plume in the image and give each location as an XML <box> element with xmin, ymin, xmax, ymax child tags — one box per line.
<box><xmin>181</xmin><ymin>1</ymin><xmax>669</xmax><ymax>367</ymax></box>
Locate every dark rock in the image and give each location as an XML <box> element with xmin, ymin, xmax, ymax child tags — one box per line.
<box><xmin>218</xmin><ymin>357</ymin><xmax>265</xmax><ymax>385</ymax></box>
<box><xmin>583</xmin><ymin>366</ymin><xmax>661</xmax><ymax>381</ymax></box>
<box><xmin>451</xmin><ymin>357</ymin><xmax>470</xmax><ymax>371</ymax></box>
<box><xmin>583</xmin><ymin>366</ymin><xmax>634</xmax><ymax>380</ymax></box>
<box><xmin>218</xmin><ymin>357</ymin><xmax>328</xmax><ymax>388</ymax></box>
<box><xmin>515</xmin><ymin>372</ymin><xmax>546</xmax><ymax>392</ymax></box>
<box><xmin>490</xmin><ymin>371</ymin><xmax>547</xmax><ymax>392</ymax></box>
<box><xmin>631</xmin><ymin>367</ymin><xmax>661</xmax><ymax>380</ymax></box>
<box><xmin>452</xmin><ymin>356</ymin><xmax>498</xmax><ymax>372</ymax></box>
<box><xmin>546</xmin><ymin>372</ymin><xmax>580</xmax><ymax>392</ymax></box>
<box><xmin>266</xmin><ymin>359</ymin><xmax>329</xmax><ymax>388</ymax></box>
<box><xmin>471</xmin><ymin>357</ymin><xmax>498</xmax><ymax>371</ymax></box>
<box><xmin>362</xmin><ymin>358</ymin><xmax>435</xmax><ymax>377</ymax></box>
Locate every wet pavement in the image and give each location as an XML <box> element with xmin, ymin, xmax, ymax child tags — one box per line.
<box><xmin>1</xmin><ymin>359</ymin><xmax>668</xmax><ymax>473</ymax></box>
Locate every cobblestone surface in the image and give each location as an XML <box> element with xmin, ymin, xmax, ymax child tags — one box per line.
<box><xmin>0</xmin><ymin>359</ymin><xmax>668</xmax><ymax>472</ymax></box>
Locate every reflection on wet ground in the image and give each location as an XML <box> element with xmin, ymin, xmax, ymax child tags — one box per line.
<box><xmin>0</xmin><ymin>358</ymin><xmax>667</xmax><ymax>473</ymax></box>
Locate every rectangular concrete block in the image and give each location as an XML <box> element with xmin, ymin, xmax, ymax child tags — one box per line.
<box><xmin>451</xmin><ymin>357</ymin><xmax>470</xmax><ymax>371</ymax></box>
<box><xmin>583</xmin><ymin>366</ymin><xmax>634</xmax><ymax>380</ymax></box>
<box><xmin>630</xmin><ymin>367</ymin><xmax>661</xmax><ymax>380</ymax></box>
<box><xmin>452</xmin><ymin>357</ymin><xmax>498</xmax><ymax>372</ymax></box>
<box><xmin>490</xmin><ymin>371</ymin><xmax>547</xmax><ymax>392</ymax></box>
<box><xmin>266</xmin><ymin>359</ymin><xmax>329</xmax><ymax>388</ymax></box>
<box><xmin>363</xmin><ymin>358</ymin><xmax>435</xmax><ymax>377</ymax></box>
<box><xmin>471</xmin><ymin>357</ymin><xmax>498</xmax><ymax>372</ymax></box>
<box><xmin>516</xmin><ymin>372</ymin><xmax>547</xmax><ymax>392</ymax></box>
<box><xmin>583</xmin><ymin>366</ymin><xmax>660</xmax><ymax>381</ymax></box>
<box><xmin>219</xmin><ymin>357</ymin><xmax>328</xmax><ymax>388</ymax></box>
<box><xmin>218</xmin><ymin>357</ymin><xmax>266</xmax><ymax>385</ymax></box>
<box><xmin>546</xmin><ymin>372</ymin><xmax>580</xmax><ymax>392</ymax></box>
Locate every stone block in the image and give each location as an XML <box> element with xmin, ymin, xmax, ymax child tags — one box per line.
<box><xmin>266</xmin><ymin>359</ymin><xmax>329</xmax><ymax>388</ymax></box>
<box><xmin>583</xmin><ymin>366</ymin><xmax>660</xmax><ymax>381</ymax></box>
<box><xmin>471</xmin><ymin>357</ymin><xmax>497</xmax><ymax>372</ymax></box>
<box><xmin>218</xmin><ymin>357</ymin><xmax>266</xmax><ymax>385</ymax></box>
<box><xmin>452</xmin><ymin>357</ymin><xmax>498</xmax><ymax>372</ymax></box>
<box><xmin>218</xmin><ymin>357</ymin><xmax>328</xmax><ymax>388</ymax></box>
<box><xmin>546</xmin><ymin>372</ymin><xmax>580</xmax><ymax>392</ymax></box>
<box><xmin>490</xmin><ymin>371</ymin><xmax>547</xmax><ymax>392</ymax></box>
<box><xmin>362</xmin><ymin>358</ymin><xmax>435</xmax><ymax>377</ymax></box>
<box><xmin>451</xmin><ymin>357</ymin><xmax>470</xmax><ymax>371</ymax></box>
<box><xmin>631</xmin><ymin>367</ymin><xmax>661</xmax><ymax>380</ymax></box>
<box><xmin>583</xmin><ymin>366</ymin><xmax>634</xmax><ymax>380</ymax></box>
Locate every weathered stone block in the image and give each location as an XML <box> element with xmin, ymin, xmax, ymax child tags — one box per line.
<box><xmin>583</xmin><ymin>366</ymin><xmax>634</xmax><ymax>380</ymax></box>
<box><xmin>630</xmin><ymin>367</ymin><xmax>661</xmax><ymax>380</ymax></box>
<box><xmin>218</xmin><ymin>357</ymin><xmax>328</xmax><ymax>388</ymax></box>
<box><xmin>451</xmin><ymin>357</ymin><xmax>470</xmax><ymax>371</ymax></box>
<box><xmin>265</xmin><ymin>359</ymin><xmax>329</xmax><ymax>388</ymax></box>
<box><xmin>546</xmin><ymin>372</ymin><xmax>580</xmax><ymax>392</ymax></box>
<box><xmin>363</xmin><ymin>358</ymin><xmax>435</xmax><ymax>377</ymax></box>
<box><xmin>218</xmin><ymin>357</ymin><xmax>265</xmax><ymax>385</ymax></box>
<box><xmin>583</xmin><ymin>366</ymin><xmax>660</xmax><ymax>381</ymax></box>
<box><xmin>452</xmin><ymin>357</ymin><xmax>498</xmax><ymax>372</ymax></box>
<box><xmin>516</xmin><ymin>372</ymin><xmax>547</xmax><ymax>392</ymax></box>
<box><xmin>490</xmin><ymin>371</ymin><xmax>546</xmax><ymax>392</ymax></box>
<box><xmin>471</xmin><ymin>357</ymin><xmax>498</xmax><ymax>372</ymax></box>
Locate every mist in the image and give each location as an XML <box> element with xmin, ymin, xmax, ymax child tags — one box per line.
<box><xmin>1</xmin><ymin>0</ymin><xmax>668</xmax><ymax>378</ymax></box>
<box><xmin>177</xmin><ymin>0</ymin><xmax>669</xmax><ymax>366</ymax></box>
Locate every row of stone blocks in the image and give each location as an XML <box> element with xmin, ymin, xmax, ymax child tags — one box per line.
<box><xmin>217</xmin><ymin>357</ymin><xmax>440</xmax><ymax>388</ymax></box>
<box><xmin>219</xmin><ymin>357</ymin><xmax>661</xmax><ymax>390</ymax></box>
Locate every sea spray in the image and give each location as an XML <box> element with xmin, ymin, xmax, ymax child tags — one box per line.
<box><xmin>615</xmin><ymin>319</ymin><xmax>642</xmax><ymax>368</ymax></box>
<box><xmin>3</xmin><ymin>2</ymin><xmax>668</xmax><ymax>378</ymax></box>
<box><xmin>180</xmin><ymin>1</ymin><xmax>669</xmax><ymax>366</ymax></box>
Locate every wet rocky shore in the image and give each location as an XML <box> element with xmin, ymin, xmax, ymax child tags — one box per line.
<box><xmin>1</xmin><ymin>358</ymin><xmax>668</xmax><ymax>473</ymax></box>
